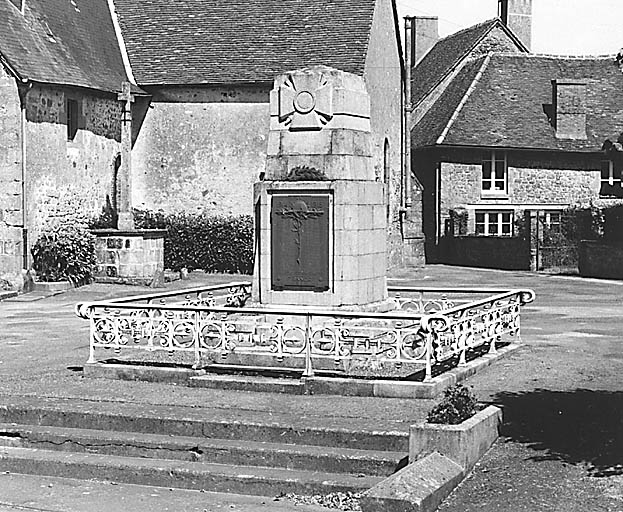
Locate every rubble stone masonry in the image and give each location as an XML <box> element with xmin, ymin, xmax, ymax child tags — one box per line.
<box><xmin>0</xmin><ymin>66</ymin><xmax>23</xmax><ymax>286</ymax></box>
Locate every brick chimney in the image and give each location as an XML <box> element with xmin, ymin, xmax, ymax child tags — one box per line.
<box><xmin>411</xmin><ymin>16</ymin><xmax>439</xmax><ymax>66</ymax></box>
<box><xmin>553</xmin><ymin>79</ymin><xmax>587</xmax><ymax>140</ymax></box>
<box><xmin>498</xmin><ymin>0</ymin><xmax>532</xmax><ymax>50</ymax></box>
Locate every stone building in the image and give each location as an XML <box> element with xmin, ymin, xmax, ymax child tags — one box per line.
<box><xmin>409</xmin><ymin>0</ymin><xmax>623</xmax><ymax>269</ymax></box>
<box><xmin>111</xmin><ymin>0</ymin><xmax>413</xmax><ymax>267</ymax></box>
<box><xmin>0</xmin><ymin>0</ymin><xmax>146</xmax><ymax>287</ymax></box>
<box><xmin>0</xmin><ymin>0</ymin><xmax>415</xmax><ymax>287</ymax></box>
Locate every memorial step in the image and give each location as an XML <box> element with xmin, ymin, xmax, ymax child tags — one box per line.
<box><xmin>0</xmin><ymin>423</ymin><xmax>405</xmax><ymax>477</ymax></box>
<box><xmin>0</xmin><ymin>446</ymin><xmax>383</xmax><ymax>496</ymax></box>
<box><xmin>0</xmin><ymin>398</ymin><xmax>410</xmax><ymax>452</ymax></box>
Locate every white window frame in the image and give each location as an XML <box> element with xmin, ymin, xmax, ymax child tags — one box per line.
<box><xmin>600</xmin><ymin>160</ymin><xmax>623</xmax><ymax>198</ymax></box>
<box><xmin>475</xmin><ymin>211</ymin><xmax>514</xmax><ymax>237</ymax></box>
<box><xmin>481</xmin><ymin>150</ymin><xmax>508</xmax><ymax>197</ymax></box>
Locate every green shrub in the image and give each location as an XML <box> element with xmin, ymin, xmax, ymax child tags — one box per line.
<box><xmin>89</xmin><ymin>207</ymin><xmax>254</xmax><ymax>274</ymax></box>
<box><xmin>164</xmin><ymin>212</ymin><xmax>253</xmax><ymax>274</ymax></box>
<box><xmin>31</xmin><ymin>224</ymin><xmax>96</xmax><ymax>284</ymax></box>
<box><xmin>427</xmin><ymin>384</ymin><xmax>478</xmax><ymax>425</ymax></box>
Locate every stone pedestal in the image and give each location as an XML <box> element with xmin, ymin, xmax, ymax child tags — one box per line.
<box><xmin>253</xmin><ymin>66</ymin><xmax>387</xmax><ymax>307</ymax></box>
<box><xmin>92</xmin><ymin>229</ymin><xmax>166</xmax><ymax>285</ymax></box>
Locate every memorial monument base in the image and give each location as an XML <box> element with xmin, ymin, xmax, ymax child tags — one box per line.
<box><xmin>253</xmin><ymin>180</ymin><xmax>387</xmax><ymax>308</ymax></box>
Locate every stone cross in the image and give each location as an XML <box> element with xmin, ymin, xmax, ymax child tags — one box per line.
<box><xmin>276</xmin><ymin>199</ymin><xmax>324</xmax><ymax>265</ymax></box>
<box><xmin>117</xmin><ymin>81</ymin><xmax>135</xmax><ymax>230</ymax></box>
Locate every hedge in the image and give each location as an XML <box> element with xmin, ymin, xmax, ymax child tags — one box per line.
<box><xmin>90</xmin><ymin>209</ymin><xmax>254</xmax><ymax>274</ymax></box>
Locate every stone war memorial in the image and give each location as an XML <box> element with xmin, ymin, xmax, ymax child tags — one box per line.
<box><xmin>253</xmin><ymin>66</ymin><xmax>386</xmax><ymax>308</ymax></box>
<box><xmin>73</xmin><ymin>67</ymin><xmax>535</xmax><ymax>511</ymax></box>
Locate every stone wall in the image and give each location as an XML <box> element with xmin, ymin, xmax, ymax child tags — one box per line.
<box><xmin>0</xmin><ymin>65</ymin><xmax>23</xmax><ymax>287</ymax></box>
<box><xmin>25</xmin><ymin>84</ymin><xmax>122</xmax><ymax>251</ymax></box>
<box><xmin>438</xmin><ymin>150</ymin><xmax>605</xmax><ymax>233</ymax></box>
<box><xmin>131</xmin><ymin>85</ymin><xmax>270</xmax><ymax>216</ymax></box>
<box><xmin>364</xmin><ymin>0</ymin><xmax>404</xmax><ymax>268</ymax></box>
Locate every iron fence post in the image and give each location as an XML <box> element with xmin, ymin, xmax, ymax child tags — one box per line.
<box><xmin>303</xmin><ymin>313</ymin><xmax>314</xmax><ymax>377</ymax></box>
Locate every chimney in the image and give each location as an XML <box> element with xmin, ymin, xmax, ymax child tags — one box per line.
<box><xmin>411</xmin><ymin>16</ymin><xmax>439</xmax><ymax>66</ymax></box>
<box><xmin>498</xmin><ymin>0</ymin><xmax>532</xmax><ymax>50</ymax></box>
<box><xmin>553</xmin><ymin>79</ymin><xmax>587</xmax><ymax>140</ymax></box>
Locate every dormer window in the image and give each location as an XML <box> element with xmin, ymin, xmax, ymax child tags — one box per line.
<box><xmin>482</xmin><ymin>150</ymin><xmax>507</xmax><ymax>196</ymax></box>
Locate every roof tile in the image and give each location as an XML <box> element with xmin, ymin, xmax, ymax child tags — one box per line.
<box><xmin>113</xmin><ymin>0</ymin><xmax>377</xmax><ymax>86</ymax></box>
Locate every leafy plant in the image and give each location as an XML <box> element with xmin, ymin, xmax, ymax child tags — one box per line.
<box><xmin>31</xmin><ymin>224</ymin><xmax>96</xmax><ymax>284</ymax></box>
<box><xmin>427</xmin><ymin>384</ymin><xmax>478</xmax><ymax>425</ymax></box>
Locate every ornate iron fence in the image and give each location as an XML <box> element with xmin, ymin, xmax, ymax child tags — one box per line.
<box><xmin>75</xmin><ymin>284</ymin><xmax>534</xmax><ymax>382</ymax></box>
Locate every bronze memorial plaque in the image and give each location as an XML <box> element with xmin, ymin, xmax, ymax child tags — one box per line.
<box><xmin>271</xmin><ymin>194</ymin><xmax>330</xmax><ymax>291</ymax></box>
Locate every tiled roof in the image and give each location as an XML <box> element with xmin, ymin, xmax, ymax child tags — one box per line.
<box><xmin>411</xmin><ymin>56</ymin><xmax>487</xmax><ymax>148</ymax></box>
<box><xmin>113</xmin><ymin>0</ymin><xmax>377</xmax><ymax>86</ymax></box>
<box><xmin>411</xmin><ymin>18</ymin><xmax>526</xmax><ymax>108</ymax></box>
<box><xmin>410</xmin><ymin>19</ymin><xmax>497</xmax><ymax>107</ymax></box>
<box><xmin>413</xmin><ymin>54</ymin><xmax>623</xmax><ymax>152</ymax></box>
<box><xmin>0</xmin><ymin>0</ymin><xmax>132</xmax><ymax>93</ymax></box>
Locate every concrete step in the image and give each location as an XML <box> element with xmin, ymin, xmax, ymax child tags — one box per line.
<box><xmin>0</xmin><ymin>472</ymin><xmax>335</xmax><ymax>512</ymax></box>
<box><xmin>0</xmin><ymin>423</ymin><xmax>405</xmax><ymax>477</ymax></box>
<box><xmin>190</xmin><ymin>373</ymin><xmax>305</xmax><ymax>394</ymax></box>
<box><xmin>0</xmin><ymin>398</ymin><xmax>409</xmax><ymax>452</ymax></box>
<box><xmin>0</xmin><ymin>446</ymin><xmax>383</xmax><ymax>496</ymax></box>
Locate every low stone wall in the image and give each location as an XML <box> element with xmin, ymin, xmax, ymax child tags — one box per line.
<box><xmin>438</xmin><ymin>236</ymin><xmax>530</xmax><ymax>270</ymax></box>
<box><xmin>578</xmin><ymin>240</ymin><xmax>623</xmax><ymax>280</ymax></box>
<box><xmin>92</xmin><ymin>229</ymin><xmax>166</xmax><ymax>284</ymax></box>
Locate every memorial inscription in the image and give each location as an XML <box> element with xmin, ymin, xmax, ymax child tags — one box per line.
<box><xmin>271</xmin><ymin>194</ymin><xmax>330</xmax><ymax>291</ymax></box>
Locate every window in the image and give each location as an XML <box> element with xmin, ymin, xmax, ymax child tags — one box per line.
<box><xmin>544</xmin><ymin>211</ymin><xmax>562</xmax><ymax>232</ymax></box>
<box><xmin>66</xmin><ymin>98</ymin><xmax>79</xmax><ymax>141</ymax></box>
<box><xmin>482</xmin><ymin>151</ymin><xmax>507</xmax><ymax>195</ymax></box>
<box><xmin>600</xmin><ymin>160</ymin><xmax>623</xmax><ymax>198</ymax></box>
<box><xmin>475</xmin><ymin>211</ymin><xmax>513</xmax><ymax>236</ymax></box>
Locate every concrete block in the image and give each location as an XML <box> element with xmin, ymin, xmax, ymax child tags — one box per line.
<box><xmin>332</xmin><ymin>88</ymin><xmax>370</xmax><ymax>119</ymax></box>
<box><xmin>360</xmin><ymin>452</ymin><xmax>464</xmax><ymax>512</ymax></box>
<box><xmin>280</xmin><ymin>130</ymin><xmax>331</xmax><ymax>156</ymax></box>
<box><xmin>331</xmin><ymin>130</ymin><xmax>355</xmax><ymax>155</ymax></box>
<box><xmin>266</xmin><ymin>132</ymin><xmax>280</xmax><ymax>156</ymax></box>
<box><xmin>409</xmin><ymin>405</ymin><xmax>503</xmax><ymax>470</ymax></box>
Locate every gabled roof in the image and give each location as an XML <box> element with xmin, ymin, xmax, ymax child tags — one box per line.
<box><xmin>0</xmin><ymin>0</ymin><xmax>133</xmax><ymax>94</ymax></box>
<box><xmin>113</xmin><ymin>0</ymin><xmax>379</xmax><ymax>86</ymax></box>
<box><xmin>412</xmin><ymin>54</ymin><xmax>623</xmax><ymax>153</ymax></box>
<box><xmin>411</xmin><ymin>18</ymin><xmax>527</xmax><ymax>108</ymax></box>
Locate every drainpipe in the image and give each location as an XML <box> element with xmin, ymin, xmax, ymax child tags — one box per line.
<box><xmin>404</xmin><ymin>17</ymin><xmax>413</xmax><ymax>208</ymax></box>
<box><xmin>19</xmin><ymin>81</ymin><xmax>32</xmax><ymax>269</ymax></box>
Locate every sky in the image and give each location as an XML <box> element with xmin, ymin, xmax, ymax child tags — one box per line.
<box><xmin>396</xmin><ymin>0</ymin><xmax>623</xmax><ymax>55</ymax></box>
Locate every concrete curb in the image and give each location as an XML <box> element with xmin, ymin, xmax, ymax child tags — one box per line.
<box><xmin>409</xmin><ymin>405</ymin><xmax>503</xmax><ymax>471</ymax></box>
<box><xmin>0</xmin><ymin>290</ymin><xmax>18</xmax><ymax>301</ymax></box>
<box><xmin>84</xmin><ymin>344</ymin><xmax>519</xmax><ymax>399</ymax></box>
<box><xmin>33</xmin><ymin>281</ymin><xmax>75</xmax><ymax>292</ymax></box>
<box><xmin>360</xmin><ymin>406</ymin><xmax>502</xmax><ymax>512</ymax></box>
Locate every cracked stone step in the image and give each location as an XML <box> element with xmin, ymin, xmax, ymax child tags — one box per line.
<box><xmin>0</xmin><ymin>399</ymin><xmax>409</xmax><ymax>452</ymax></box>
<box><xmin>0</xmin><ymin>446</ymin><xmax>383</xmax><ymax>496</ymax></box>
<box><xmin>0</xmin><ymin>423</ymin><xmax>406</xmax><ymax>476</ymax></box>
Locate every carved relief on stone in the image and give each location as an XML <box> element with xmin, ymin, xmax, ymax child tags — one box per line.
<box><xmin>278</xmin><ymin>73</ymin><xmax>333</xmax><ymax>130</ymax></box>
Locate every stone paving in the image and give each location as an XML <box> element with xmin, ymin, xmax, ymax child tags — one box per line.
<box><xmin>0</xmin><ymin>266</ymin><xmax>622</xmax><ymax>511</ymax></box>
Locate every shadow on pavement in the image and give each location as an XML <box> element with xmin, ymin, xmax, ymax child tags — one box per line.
<box><xmin>493</xmin><ymin>389</ymin><xmax>623</xmax><ymax>477</ymax></box>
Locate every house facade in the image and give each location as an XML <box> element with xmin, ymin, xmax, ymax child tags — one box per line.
<box><xmin>412</xmin><ymin>53</ymin><xmax>623</xmax><ymax>269</ymax></box>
